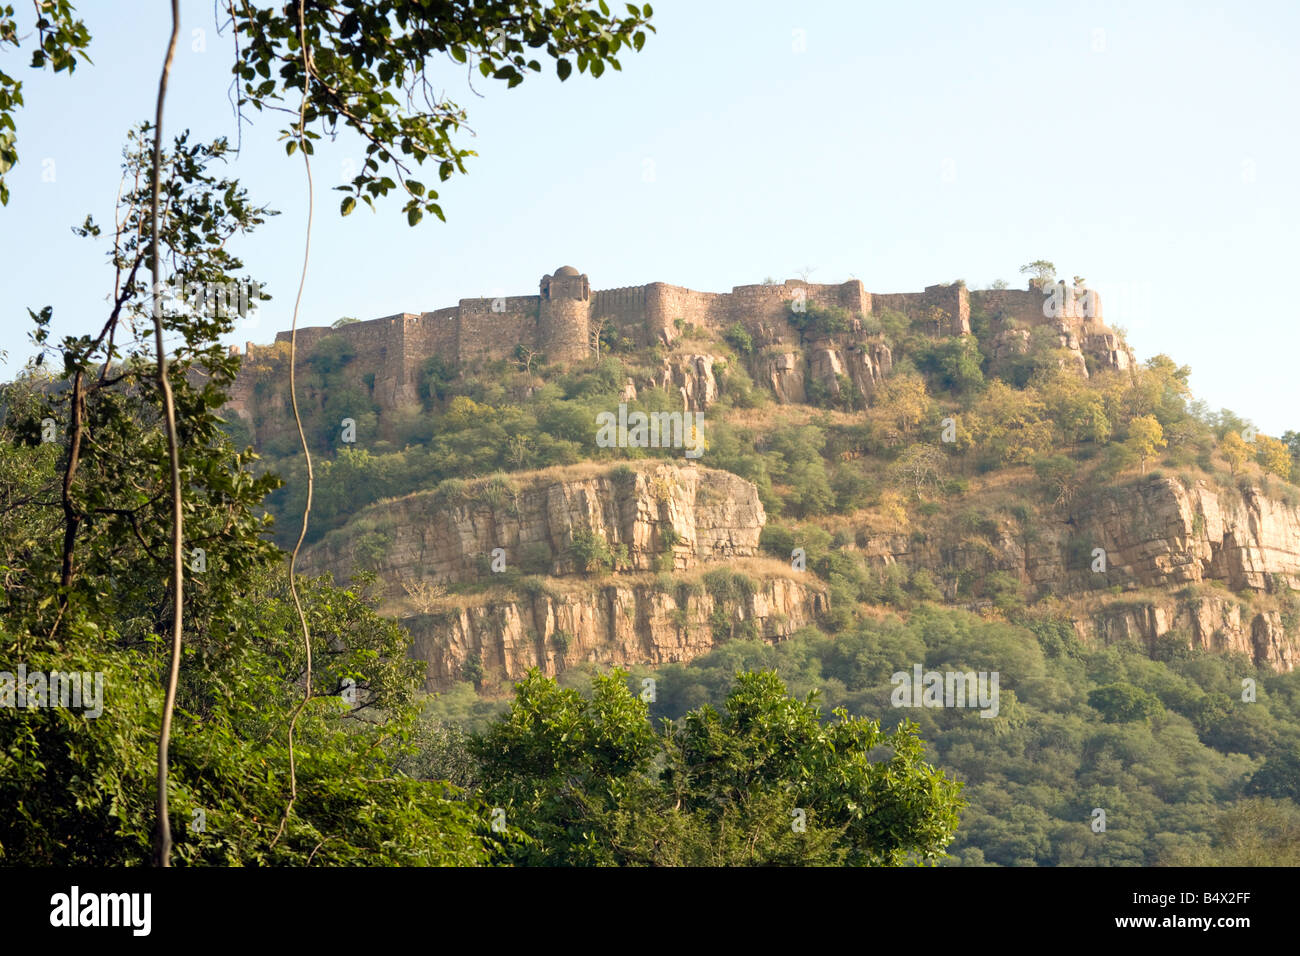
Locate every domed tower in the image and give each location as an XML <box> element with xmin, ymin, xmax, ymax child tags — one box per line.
<box><xmin>538</xmin><ymin>265</ymin><xmax>591</xmax><ymax>362</ymax></box>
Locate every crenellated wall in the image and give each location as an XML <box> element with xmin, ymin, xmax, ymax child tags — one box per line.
<box><xmin>240</xmin><ymin>268</ymin><xmax>1132</xmax><ymax>424</ymax></box>
<box><xmin>873</xmin><ymin>283</ymin><xmax>971</xmax><ymax>336</ymax></box>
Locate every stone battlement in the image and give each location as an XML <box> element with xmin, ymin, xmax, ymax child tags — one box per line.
<box><xmin>236</xmin><ymin>267</ymin><xmax>1128</xmax><ymax>414</ymax></box>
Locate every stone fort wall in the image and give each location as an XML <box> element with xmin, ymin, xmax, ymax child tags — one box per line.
<box><xmin>243</xmin><ymin>269</ymin><xmax>1114</xmax><ymax>416</ymax></box>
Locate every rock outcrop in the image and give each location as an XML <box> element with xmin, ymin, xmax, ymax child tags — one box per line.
<box><xmin>760</xmin><ymin>338</ymin><xmax>892</xmax><ymax>407</ymax></box>
<box><xmin>1080</xmin><ymin>594</ymin><xmax>1294</xmax><ymax>670</ymax></box>
<box><xmin>304</xmin><ymin>462</ymin><xmax>766</xmax><ymax>591</ymax></box>
<box><xmin>654</xmin><ymin>354</ymin><xmax>719</xmax><ymax>411</ymax></box>
<box><xmin>407</xmin><ymin>572</ymin><xmax>827</xmax><ymax>690</ymax></box>
<box><xmin>301</xmin><ymin>462</ymin><xmax>834</xmax><ymax>690</ymax></box>
<box><xmin>805</xmin><ymin>340</ymin><xmax>892</xmax><ymax>403</ymax></box>
<box><xmin>764</xmin><ymin>350</ymin><xmax>807</xmax><ymax>403</ymax></box>
<box><xmin>850</xmin><ymin>475</ymin><xmax>1300</xmax><ymax>670</ymax></box>
<box><xmin>1068</xmin><ymin>477</ymin><xmax>1300</xmax><ymax>593</ymax></box>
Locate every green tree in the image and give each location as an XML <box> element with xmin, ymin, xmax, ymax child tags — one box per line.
<box><xmin>472</xmin><ymin>669</ymin><xmax>965</xmax><ymax>866</ymax></box>
<box><xmin>723</xmin><ymin>322</ymin><xmax>754</xmax><ymax>355</ymax></box>
<box><xmin>1255</xmin><ymin>435</ymin><xmax>1293</xmax><ymax>482</ymax></box>
<box><xmin>1088</xmin><ymin>683</ymin><xmax>1165</xmax><ymax>723</ymax></box>
<box><xmin>569</xmin><ymin>527</ymin><xmax>615</xmax><ymax>574</ymax></box>
<box><xmin>470</xmin><ymin>670</ymin><xmax>660</xmax><ymax>865</ymax></box>
<box><xmin>1246</xmin><ymin>748</ymin><xmax>1300</xmax><ymax>800</ymax></box>
<box><xmin>917</xmin><ymin>335</ymin><xmax>984</xmax><ymax>395</ymax></box>
<box><xmin>871</xmin><ymin>375</ymin><xmax>931</xmax><ymax>441</ymax></box>
<box><xmin>1124</xmin><ymin>415</ymin><xmax>1166</xmax><ymax>475</ymax></box>
<box><xmin>968</xmin><ymin>381</ymin><xmax>1052</xmax><ymax>464</ymax></box>
<box><xmin>1019</xmin><ymin>259</ymin><xmax>1056</xmax><ymax>291</ymax></box>
<box><xmin>0</xmin><ymin>1</ymin><xmax>92</xmax><ymax>205</ymax></box>
<box><xmin>226</xmin><ymin>1</ymin><xmax>654</xmax><ymax>224</ymax></box>
<box><xmin>1221</xmin><ymin>430</ymin><xmax>1250</xmax><ymax>475</ymax></box>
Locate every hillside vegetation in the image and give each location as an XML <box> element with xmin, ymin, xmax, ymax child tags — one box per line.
<box><xmin>218</xmin><ymin>285</ymin><xmax>1300</xmax><ymax>865</ymax></box>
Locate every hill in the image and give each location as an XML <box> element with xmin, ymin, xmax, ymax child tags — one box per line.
<box><xmin>225</xmin><ymin>268</ymin><xmax>1300</xmax><ymax>692</ymax></box>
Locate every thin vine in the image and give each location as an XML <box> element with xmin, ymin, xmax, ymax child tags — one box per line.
<box><xmin>151</xmin><ymin>0</ymin><xmax>184</xmax><ymax>868</ymax></box>
<box><xmin>270</xmin><ymin>0</ymin><xmax>317</xmax><ymax>849</ymax></box>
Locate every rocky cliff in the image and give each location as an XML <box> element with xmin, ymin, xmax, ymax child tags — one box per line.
<box><xmin>850</xmin><ymin>475</ymin><xmax>1300</xmax><ymax>670</ymax></box>
<box><xmin>301</xmin><ymin>462</ymin><xmax>829</xmax><ymax>690</ymax></box>
<box><xmin>305</xmin><ymin>462</ymin><xmax>767</xmax><ymax>588</ymax></box>
<box><xmin>405</xmin><ymin>570</ymin><xmax>826</xmax><ymax>689</ymax></box>
<box><xmin>305</xmin><ymin>456</ymin><xmax>1300</xmax><ymax>688</ymax></box>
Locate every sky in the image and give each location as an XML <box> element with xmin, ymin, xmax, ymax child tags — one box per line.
<box><xmin>1</xmin><ymin>0</ymin><xmax>1297</xmax><ymax>434</ymax></box>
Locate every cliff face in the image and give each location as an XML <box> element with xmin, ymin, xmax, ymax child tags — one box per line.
<box><xmin>304</xmin><ymin>462</ymin><xmax>766</xmax><ymax>589</ymax></box>
<box><xmin>406</xmin><ymin>574</ymin><xmax>827</xmax><ymax>689</ymax></box>
<box><xmin>1073</xmin><ymin>478</ymin><xmax>1300</xmax><ymax>592</ymax></box>
<box><xmin>759</xmin><ymin>339</ymin><xmax>893</xmax><ymax>406</ymax></box>
<box><xmin>301</xmin><ymin>462</ymin><xmax>830</xmax><ymax>690</ymax></box>
<box><xmin>655</xmin><ymin>354</ymin><xmax>719</xmax><ymax>411</ymax></box>
<box><xmin>852</xmin><ymin>476</ymin><xmax>1300</xmax><ymax>670</ymax></box>
<box><xmin>305</xmin><ymin>461</ymin><xmax>1299</xmax><ymax>690</ymax></box>
<box><xmin>1080</xmin><ymin>595</ymin><xmax>1293</xmax><ymax>671</ymax></box>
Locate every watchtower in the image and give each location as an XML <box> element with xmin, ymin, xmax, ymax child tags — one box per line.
<box><xmin>538</xmin><ymin>265</ymin><xmax>592</xmax><ymax>362</ymax></box>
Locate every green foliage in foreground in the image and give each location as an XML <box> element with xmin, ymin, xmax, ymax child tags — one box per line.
<box><xmin>0</xmin><ymin>572</ymin><xmax>500</xmax><ymax>866</ymax></box>
<box><xmin>470</xmin><ymin>668</ymin><xmax>964</xmax><ymax>866</ymax></box>
<box><xmin>567</xmin><ymin>607</ymin><xmax>1300</xmax><ymax>866</ymax></box>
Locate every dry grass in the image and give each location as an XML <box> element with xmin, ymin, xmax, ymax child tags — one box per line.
<box><xmin>364</xmin><ymin>458</ymin><xmax>723</xmax><ymax>514</ymax></box>
<box><xmin>389</xmin><ymin>555</ymin><xmax>827</xmax><ymax>618</ymax></box>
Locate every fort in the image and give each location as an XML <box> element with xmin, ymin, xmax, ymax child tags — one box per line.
<box><xmin>227</xmin><ymin>268</ymin><xmax>1132</xmax><ymax>418</ymax></box>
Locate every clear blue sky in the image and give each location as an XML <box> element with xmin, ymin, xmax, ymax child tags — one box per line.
<box><xmin>2</xmin><ymin>1</ymin><xmax>1297</xmax><ymax>434</ymax></box>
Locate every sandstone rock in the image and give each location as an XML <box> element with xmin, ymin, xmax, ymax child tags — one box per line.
<box><xmin>849</xmin><ymin>475</ymin><xmax>1300</xmax><ymax>670</ymax></box>
<box><xmin>804</xmin><ymin>341</ymin><xmax>891</xmax><ymax>404</ymax></box>
<box><xmin>765</xmin><ymin>351</ymin><xmax>807</xmax><ymax>403</ymax></box>
<box><xmin>1074</xmin><ymin>594</ymin><xmax>1294</xmax><ymax>671</ymax></box>
<box><xmin>654</xmin><ymin>354</ymin><xmax>718</xmax><ymax>411</ymax></box>
<box><xmin>303</xmin><ymin>462</ymin><xmax>766</xmax><ymax>590</ymax></box>
<box><xmin>406</xmin><ymin>573</ymin><xmax>828</xmax><ymax>691</ymax></box>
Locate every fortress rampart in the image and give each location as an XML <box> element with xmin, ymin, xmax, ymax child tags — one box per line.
<box><xmin>234</xmin><ymin>267</ymin><xmax>1125</xmax><ymax>416</ymax></box>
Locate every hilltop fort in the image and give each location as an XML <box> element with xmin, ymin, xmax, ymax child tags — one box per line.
<box><xmin>225</xmin><ymin>268</ymin><xmax>1134</xmax><ymax>425</ymax></box>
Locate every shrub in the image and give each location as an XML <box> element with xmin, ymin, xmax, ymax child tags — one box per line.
<box><xmin>986</xmin><ymin>571</ymin><xmax>1023</xmax><ymax>613</ymax></box>
<box><xmin>724</xmin><ymin>322</ymin><xmax>754</xmax><ymax>355</ymax></box>
<box><xmin>570</xmin><ymin>527</ymin><xmax>614</xmax><ymax>574</ymax></box>
<box><xmin>676</xmin><ymin>579</ymin><xmax>703</xmax><ymax>603</ymax></box>
<box><xmin>909</xmin><ymin>568</ymin><xmax>943</xmax><ymax>602</ymax></box>
<box><xmin>477</xmin><ymin>474</ymin><xmax>516</xmax><ymax>510</ymax></box>
<box><xmin>703</xmin><ymin>568</ymin><xmax>756</xmax><ymax>603</ymax></box>
<box><xmin>308</xmin><ymin>334</ymin><xmax>357</xmax><ymax>375</ymax></box>
<box><xmin>760</xmin><ymin>524</ymin><xmax>797</xmax><ymax>560</ymax></box>
<box><xmin>515</xmin><ymin>576</ymin><xmax>557</xmax><ymax>600</ymax></box>
<box><xmin>461</xmin><ymin>654</ymin><xmax>485</xmax><ymax>687</ymax></box>
<box><xmin>787</xmin><ymin>302</ymin><xmax>854</xmax><ymax>338</ymax></box>
<box><xmin>354</xmin><ymin>531</ymin><xmax>392</xmax><ymax>569</ymax></box>
<box><xmin>710</xmin><ymin>605</ymin><xmax>733</xmax><ymax>643</ymax></box>
<box><xmin>1088</xmin><ymin>683</ymin><xmax>1165</xmax><ymax>723</ymax></box>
